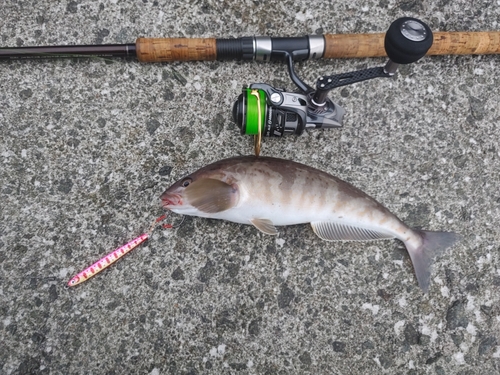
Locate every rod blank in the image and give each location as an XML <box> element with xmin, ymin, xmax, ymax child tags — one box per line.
<box><xmin>0</xmin><ymin>44</ymin><xmax>136</xmax><ymax>60</ymax></box>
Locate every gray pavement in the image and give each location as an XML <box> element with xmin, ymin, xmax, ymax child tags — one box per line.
<box><xmin>1</xmin><ymin>1</ymin><xmax>500</xmax><ymax>374</ymax></box>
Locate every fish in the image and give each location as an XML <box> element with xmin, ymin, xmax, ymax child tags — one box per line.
<box><xmin>160</xmin><ymin>156</ymin><xmax>460</xmax><ymax>292</ymax></box>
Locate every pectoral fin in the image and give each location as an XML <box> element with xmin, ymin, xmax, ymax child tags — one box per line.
<box><xmin>250</xmin><ymin>218</ymin><xmax>278</xmax><ymax>235</ymax></box>
<box><xmin>184</xmin><ymin>178</ymin><xmax>239</xmax><ymax>213</ymax></box>
<box><xmin>311</xmin><ymin>221</ymin><xmax>394</xmax><ymax>241</ymax></box>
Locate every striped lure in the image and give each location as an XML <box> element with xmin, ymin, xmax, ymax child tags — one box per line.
<box><xmin>67</xmin><ymin>214</ymin><xmax>174</xmax><ymax>287</ymax></box>
<box><xmin>67</xmin><ymin>233</ymin><xmax>149</xmax><ymax>287</ymax></box>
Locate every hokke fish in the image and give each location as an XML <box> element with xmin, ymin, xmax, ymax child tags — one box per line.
<box><xmin>160</xmin><ymin>156</ymin><xmax>460</xmax><ymax>292</ymax></box>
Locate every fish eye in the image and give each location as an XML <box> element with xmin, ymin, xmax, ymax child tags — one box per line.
<box><xmin>182</xmin><ymin>178</ymin><xmax>192</xmax><ymax>187</ymax></box>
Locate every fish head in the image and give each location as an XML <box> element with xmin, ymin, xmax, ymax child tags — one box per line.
<box><xmin>160</xmin><ymin>177</ymin><xmax>187</xmax><ymax>209</ymax></box>
<box><xmin>160</xmin><ymin>167</ymin><xmax>240</xmax><ymax>215</ymax></box>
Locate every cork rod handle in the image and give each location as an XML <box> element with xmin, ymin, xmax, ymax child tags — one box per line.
<box><xmin>324</xmin><ymin>31</ymin><xmax>500</xmax><ymax>59</ymax></box>
<box><xmin>136</xmin><ymin>37</ymin><xmax>217</xmax><ymax>62</ymax></box>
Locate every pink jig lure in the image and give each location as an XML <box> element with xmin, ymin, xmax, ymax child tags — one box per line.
<box><xmin>67</xmin><ymin>214</ymin><xmax>170</xmax><ymax>287</ymax></box>
<box><xmin>67</xmin><ymin>233</ymin><xmax>149</xmax><ymax>287</ymax></box>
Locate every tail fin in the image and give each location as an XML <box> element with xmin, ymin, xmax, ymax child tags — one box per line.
<box><xmin>406</xmin><ymin>231</ymin><xmax>461</xmax><ymax>293</ymax></box>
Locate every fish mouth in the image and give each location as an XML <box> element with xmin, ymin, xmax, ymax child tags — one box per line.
<box><xmin>160</xmin><ymin>193</ymin><xmax>182</xmax><ymax>209</ymax></box>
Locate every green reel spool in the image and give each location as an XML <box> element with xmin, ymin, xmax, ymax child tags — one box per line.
<box><xmin>234</xmin><ymin>88</ymin><xmax>267</xmax><ymax>135</ymax></box>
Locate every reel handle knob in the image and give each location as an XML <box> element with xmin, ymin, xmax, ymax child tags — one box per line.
<box><xmin>384</xmin><ymin>17</ymin><xmax>433</xmax><ymax>64</ymax></box>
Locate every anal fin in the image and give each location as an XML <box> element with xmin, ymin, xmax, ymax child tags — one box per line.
<box><xmin>250</xmin><ymin>218</ymin><xmax>278</xmax><ymax>235</ymax></box>
<box><xmin>311</xmin><ymin>221</ymin><xmax>394</xmax><ymax>241</ymax></box>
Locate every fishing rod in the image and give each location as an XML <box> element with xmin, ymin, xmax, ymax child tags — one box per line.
<box><xmin>1</xmin><ymin>18</ymin><xmax>499</xmax><ymax>62</ymax></box>
<box><xmin>2</xmin><ymin>18</ymin><xmax>499</xmax><ymax>154</ymax></box>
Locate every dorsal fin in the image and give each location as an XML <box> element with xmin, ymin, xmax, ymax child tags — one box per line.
<box><xmin>185</xmin><ymin>178</ymin><xmax>239</xmax><ymax>213</ymax></box>
<box><xmin>311</xmin><ymin>221</ymin><xmax>394</xmax><ymax>241</ymax></box>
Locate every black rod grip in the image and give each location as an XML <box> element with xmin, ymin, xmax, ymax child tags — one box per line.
<box><xmin>216</xmin><ymin>37</ymin><xmax>254</xmax><ymax>60</ymax></box>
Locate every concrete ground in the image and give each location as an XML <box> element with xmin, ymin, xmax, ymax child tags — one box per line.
<box><xmin>1</xmin><ymin>0</ymin><xmax>499</xmax><ymax>374</ymax></box>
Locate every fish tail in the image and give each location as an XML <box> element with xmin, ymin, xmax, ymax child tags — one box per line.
<box><xmin>406</xmin><ymin>230</ymin><xmax>461</xmax><ymax>293</ymax></box>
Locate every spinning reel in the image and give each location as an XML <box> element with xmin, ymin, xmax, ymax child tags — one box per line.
<box><xmin>232</xmin><ymin>17</ymin><xmax>433</xmax><ymax>155</ymax></box>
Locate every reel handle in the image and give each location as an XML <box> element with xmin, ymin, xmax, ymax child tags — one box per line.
<box><xmin>384</xmin><ymin>18</ymin><xmax>433</xmax><ymax>65</ymax></box>
<box><xmin>313</xmin><ymin>17</ymin><xmax>433</xmax><ymax>106</ymax></box>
